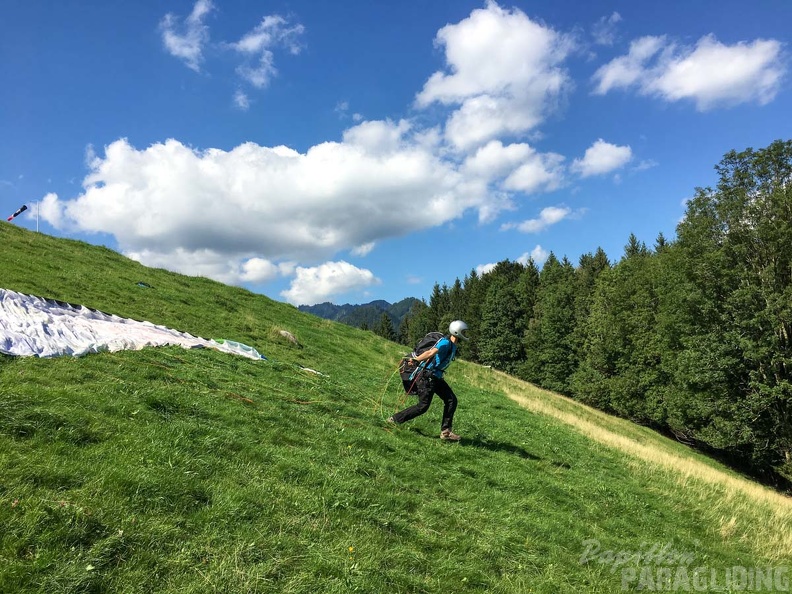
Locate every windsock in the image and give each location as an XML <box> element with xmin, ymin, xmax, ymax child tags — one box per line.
<box><xmin>7</xmin><ymin>204</ymin><xmax>28</xmax><ymax>222</ymax></box>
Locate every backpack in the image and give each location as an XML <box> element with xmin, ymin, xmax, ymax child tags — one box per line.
<box><xmin>411</xmin><ymin>331</ymin><xmax>445</xmax><ymax>358</ymax></box>
<box><xmin>399</xmin><ymin>332</ymin><xmax>446</xmax><ymax>395</ymax></box>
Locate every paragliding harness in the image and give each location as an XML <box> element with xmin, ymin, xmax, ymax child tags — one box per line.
<box><xmin>399</xmin><ymin>331</ymin><xmax>449</xmax><ymax>396</ymax></box>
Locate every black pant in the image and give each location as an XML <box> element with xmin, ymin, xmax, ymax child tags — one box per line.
<box><xmin>392</xmin><ymin>376</ymin><xmax>457</xmax><ymax>430</ymax></box>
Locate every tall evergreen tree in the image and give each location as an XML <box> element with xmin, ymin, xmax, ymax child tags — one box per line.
<box><xmin>479</xmin><ymin>277</ymin><xmax>524</xmax><ymax>374</ymax></box>
<box><xmin>515</xmin><ymin>259</ymin><xmax>540</xmax><ymax>339</ymax></box>
<box><xmin>569</xmin><ymin>264</ymin><xmax>617</xmax><ymax>411</ymax></box>
<box><xmin>489</xmin><ymin>259</ymin><xmax>524</xmax><ymax>285</ymax></box>
<box><xmin>376</xmin><ymin>312</ymin><xmax>397</xmax><ymax>342</ymax></box>
<box><xmin>624</xmin><ymin>233</ymin><xmax>648</xmax><ymax>258</ymax></box>
<box><xmin>448</xmin><ymin>278</ymin><xmax>465</xmax><ymax>319</ymax></box>
<box><xmin>462</xmin><ymin>269</ymin><xmax>488</xmax><ymax>362</ymax></box>
<box><xmin>654</xmin><ymin>232</ymin><xmax>668</xmax><ymax>253</ymax></box>
<box><xmin>570</xmin><ymin>248</ymin><xmax>611</xmax><ymax>380</ymax></box>
<box><xmin>404</xmin><ymin>300</ymin><xmax>435</xmax><ymax>347</ymax></box>
<box><xmin>428</xmin><ymin>283</ymin><xmax>450</xmax><ymax>328</ymax></box>
<box><xmin>573</xmin><ymin>237</ymin><xmax>668</xmax><ymax>423</ymax></box>
<box><xmin>396</xmin><ymin>311</ymin><xmax>411</xmax><ymax>345</ymax></box>
<box><xmin>522</xmin><ymin>254</ymin><xmax>577</xmax><ymax>394</ymax></box>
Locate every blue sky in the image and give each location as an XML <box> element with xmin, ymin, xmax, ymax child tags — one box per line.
<box><xmin>2</xmin><ymin>0</ymin><xmax>790</xmax><ymax>306</ymax></box>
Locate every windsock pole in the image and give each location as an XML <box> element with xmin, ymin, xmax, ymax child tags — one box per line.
<box><xmin>6</xmin><ymin>204</ymin><xmax>28</xmax><ymax>222</ymax></box>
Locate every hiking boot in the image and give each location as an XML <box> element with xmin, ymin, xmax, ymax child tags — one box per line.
<box><xmin>440</xmin><ymin>429</ymin><xmax>461</xmax><ymax>441</ymax></box>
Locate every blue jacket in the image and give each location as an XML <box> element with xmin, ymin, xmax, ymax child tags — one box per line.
<box><xmin>427</xmin><ymin>336</ymin><xmax>456</xmax><ymax>378</ymax></box>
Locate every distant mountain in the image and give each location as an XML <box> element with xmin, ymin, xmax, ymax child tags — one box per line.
<box><xmin>299</xmin><ymin>298</ymin><xmax>419</xmax><ymax>332</ymax></box>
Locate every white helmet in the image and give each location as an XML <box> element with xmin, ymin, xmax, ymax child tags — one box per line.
<box><xmin>449</xmin><ymin>320</ymin><xmax>469</xmax><ymax>340</ymax></box>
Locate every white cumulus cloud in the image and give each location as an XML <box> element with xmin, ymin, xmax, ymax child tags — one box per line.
<box><xmin>160</xmin><ymin>0</ymin><xmax>214</xmax><ymax>72</ymax></box>
<box><xmin>39</xmin><ymin>193</ymin><xmax>63</xmax><ymax>228</ymax></box>
<box><xmin>351</xmin><ymin>242</ymin><xmax>375</xmax><ymax>257</ymax></box>
<box><xmin>39</xmin><ymin>121</ymin><xmax>501</xmax><ymax>286</ymax></box>
<box><xmin>281</xmin><ymin>261</ymin><xmax>380</xmax><ymax>305</ymax></box>
<box><xmin>232</xmin><ymin>14</ymin><xmax>305</xmax><ymax>88</ymax></box>
<box><xmin>462</xmin><ymin>140</ymin><xmax>533</xmax><ymax>178</ymax></box>
<box><xmin>593</xmin><ymin>34</ymin><xmax>785</xmax><ymax>110</ymax></box>
<box><xmin>462</xmin><ymin>140</ymin><xmax>566</xmax><ymax>199</ymax></box>
<box><xmin>504</xmin><ymin>206</ymin><xmax>572</xmax><ymax>233</ymax></box>
<box><xmin>233</xmin><ymin>90</ymin><xmax>251</xmax><ymax>110</ymax></box>
<box><xmin>518</xmin><ymin>245</ymin><xmax>549</xmax><ymax>266</ymax></box>
<box><xmin>476</xmin><ymin>262</ymin><xmax>497</xmax><ymax>276</ymax></box>
<box><xmin>592</xmin><ymin>36</ymin><xmax>666</xmax><ymax>93</ymax></box>
<box><xmin>416</xmin><ymin>0</ymin><xmax>574</xmax><ymax>151</ymax></box>
<box><xmin>572</xmin><ymin>139</ymin><xmax>632</xmax><ymax>177</ymax></box>
<box><xmin>241</xmin><ymin>258</ymin><xmax>294</xmax><ymax>283</ymax></box>
<box><xmin>592</xmin><ymin>12</ymin><xmax>622</xmax><ymax>47</ymax></box>
<box><xmin>477</xmin><ymin>244</ymin><xmax>549</xmax><ymax>274</ymax></box>
<box><xmin>503</xmin><ymin>150</ymin><xmax>565</xmax><ymax>193</ymax></box>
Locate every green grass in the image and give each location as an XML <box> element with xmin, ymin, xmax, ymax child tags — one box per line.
<box><xmin>1</xmin><ymin>222</ymin><xmax>791</xmax><ymax>593</ymax></box>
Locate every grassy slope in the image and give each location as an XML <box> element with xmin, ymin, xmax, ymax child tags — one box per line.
<box><xmin>1</xmin><ymin>222</ymin><xmax>791</xmax><ymax>593</ymax></box>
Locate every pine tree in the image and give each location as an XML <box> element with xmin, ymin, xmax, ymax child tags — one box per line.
<box><xmin>515</xmin><ymin>259</ymin><xmax>540</xmax><ymax>339</ymax></box>
<box><xmin>570</xmin><ymin>248</ymin><xmax>611</xmax><ymax>387</ymax></box>
<box><xmin>428</xmin><ymin>283</ymin><xmax>450</xmax><ymax>328</ymax></box>
<box><xmin>462</xmin><ymin>269</ymin><xmax>488</xmax><ymax>362</ymax></box>
<box><xmin>404</xmin><ymin>300</ymin><xmax>434</xmax><ymax>347</ymax></box>
<box><xmin>376</xmin><ymin>312</ymin><xmax>397</xmax><ymax>342</ymax></box>
<box><xmin>478</xmin><ymin>278</ymin><xmax>524</xmax><ymax>374</ymax></box>
<box><xmin>521</xmin><ymin>254</ymin><xmax>576</xmax><ymax>394</ymax></box>
<box><xmin>624</xmin><ymin>233</ymin><xmax>648</xmax><ymax>258</ymax></box>
<box><xmin>448</xmin><ymin>278</ymin><xmax>465</xmax><ymax>319</ymax></box>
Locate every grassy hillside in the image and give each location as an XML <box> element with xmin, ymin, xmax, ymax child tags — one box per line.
<box><xmin>1</xmin><ymin>222</ymin><xmax>791</xmax><ymax>593</ymax></box>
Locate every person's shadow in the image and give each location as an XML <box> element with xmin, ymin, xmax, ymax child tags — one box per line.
<box><xmin>462</xmin><ymin>436</ymin><xmax>540</xmax><ymax>460</ymax></box>
<box><xmin>406</xmin><ymin>428</ymin><xmax>571</xmax><ymax>468</ymax></box>
<box><xmin>462</xmin><ymin>436</ymin><xmax>572</xmax><ymax>469</ymax></box>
